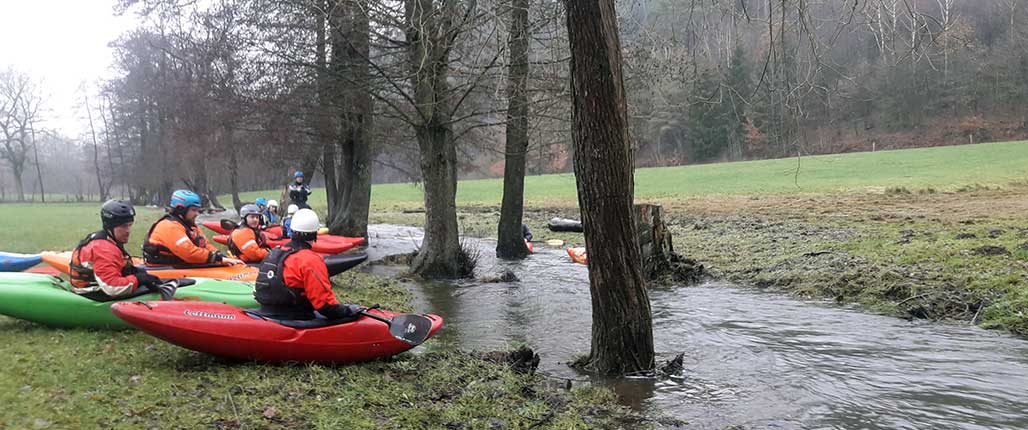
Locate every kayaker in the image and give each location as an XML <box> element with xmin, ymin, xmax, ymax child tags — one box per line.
<box><xmin>69</xmin><ymin>200</ymin><xmax>167</xmax><ymax>298</ymax></box>
<box><xmin>288</xmin><ymin>171</ymin><xmax>312</xmax><ymax>210</ymax></box>
<box><xmin>254</xmin><ymin>197</ymin><xmax>269</xmax><ymax>227</ymax></box>
<box><xmin>228</xmin><ymin>204</ymin><xmax>271</xmax><ymax>263</ymax></box>
<box><xmin>280</xmin><ymin>204</ymin><xmax>299</xmax><ymax>239</ymax></box>
<box><xmin>523</xmin><ymin>224</ymin><xmax>533</xmax><ymax>242</ymax></box>
<box><xmin>265</xmin><ymin>199</ymin><xmax>281</xmax><ymax>225</ymax></box>
<box><xmin>143</xmin><ymin>189</ymin><xmax>244</xmax><ymax>267</ymax></box>
<box><xmin>254</xmin><ymin>208</ymin><xmax>360</xmax><ymax>320</ymax></box>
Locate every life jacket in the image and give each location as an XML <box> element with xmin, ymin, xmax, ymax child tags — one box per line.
<box><xmin>142</xmin><ymin>214</ymin><xmax>208</xmax><ymax>265</ymax></box>
<box><xmin>69</xmin><ymin>230</ymin><xmax>134</xmax><ymax>288</ymax></box>
<box><xmin>253</xmin><ymin>242</ymin><xmax>313</xmax><ymax>318</ymax></box>
<box><xmin>227</xmin><ymin>225</ymin><xmax>267</xmax><ymax>257</ymax></box>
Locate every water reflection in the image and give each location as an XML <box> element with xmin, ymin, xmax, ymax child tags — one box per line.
<box><xmin>364</xmin><ymin>224</ymin><xmax>1028</xmax><ymax>430</ymax></box>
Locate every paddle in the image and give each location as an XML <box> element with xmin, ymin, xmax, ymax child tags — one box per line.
<box><xmin>220</xmin><ymin>219</ymin><xmax>239</xmax><ymax>231</ymax></box>
<box><xmin>358</xmin><ymin>304</ymin><xmax>434</xmax><ymax>346</ymax></box>
<box><xmin>153</xmin><ymin>278</ymin><xmax>197</xmax><ymax>301</ymax></box>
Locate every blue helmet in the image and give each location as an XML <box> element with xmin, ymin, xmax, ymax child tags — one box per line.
<box><xmin>294</xmin><ymin>171</ymin><xmax>304</xmax><ymax>178</ymax></box>
<box><xmin>255</xmin><ymin>197</ymin><xmax>268</xmax><ymax>207</ymax></box>
<box><xmin>170</xmin><ymin>190</ymin><xmax>201</xmax><ymax>209</ymax></box>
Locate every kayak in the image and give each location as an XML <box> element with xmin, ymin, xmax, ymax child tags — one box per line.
<box><xmin>567</xmin><ymin>247</ymin><xmax>587</xmax><ymax>265</ymax></box>
<box><xmin>112</xmin><ymin>301</ymin><xmax>444</xmax><ymax>363</ymax></box>
<box><xmin>211</xmin><ymin>234</ymin><xmax>364</xmax><ymax>255</ymax></box>
<box><xmin>0</xmin><ymin>252</ymin><xmax>42</xmax><ymax>272</ymax></box>
<box><xmin>548</xmin><ymin>217</ymin><xmax>584</xmax><ymax>233</ymax></box>
<box><xmin>201</xmin><ymin>220</ymin><xmax>328</xmax><ymax>236</ymax></box>
<box><xmin>40</xmin><ymin>251</ymin><xmax>366</xmax><ymax>281</ymax></box>
<box><xmin>525</xmin><ymin>240</ymin><xmax>534</xmax><ymax>253</ymax></box>
<box><xmin>25</xmin><ymin>266</ymin><xmax>62</xmax><ymax>276</ymax></box>
<box><xmin>41</xmin><ymin>251</ymin><xmax>260</xmax><ymax>282</ymax></box>
<box><xmin>0</xmin><ymin>273</ymin><xmax>257</xmax><ymax>329</ymax></box>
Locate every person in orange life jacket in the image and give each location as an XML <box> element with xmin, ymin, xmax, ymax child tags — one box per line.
<box><xmin>228</xmin><ymin>204</ymin><xmax>271</xmax><ymax>263</ymax></box>
<box><xmin>69</xmin><ymin>200</ymin><xmax>169</xmax><ymax>298</ymax></box>
<box><xmin>143</xmin><ymin>189</ymin><xmax>244</xmax><ymax>266</ymax></box>
<box><xmin>254</xmin><ymin>209</ymin><xmax>361</xmax><ymax>320</ymax></box>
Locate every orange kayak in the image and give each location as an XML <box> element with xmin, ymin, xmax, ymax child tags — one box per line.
<box><xmin>567</xmin><ymin>247</ymin><xmax>587</xmax><ymax>265</ymax></box>
<box><xmin>40</xmin><ymin>251</ymin><xmax>259</xmax><ymax>282</ymax></box>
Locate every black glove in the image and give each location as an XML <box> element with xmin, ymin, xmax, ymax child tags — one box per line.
<box><xmin>319</xmin><ymin>303</ymin><xmax>363</xmax><ymax>320</ymax></box>
<box><xmin>135</xmin><ymin>271</ymin><xmax>162</xmax><ymax>288</ymax></box>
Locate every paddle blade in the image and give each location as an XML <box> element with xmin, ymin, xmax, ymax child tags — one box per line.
<box><xmin>388</xmin><ymin>314</ymin><xmax>434</xmax><ymax>345</ymax></box>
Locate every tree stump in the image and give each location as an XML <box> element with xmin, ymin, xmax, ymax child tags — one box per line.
<box><xmin>634</xmin><ymin>204</ymin><xmax>704</xmax><ymax>284</ymax></box>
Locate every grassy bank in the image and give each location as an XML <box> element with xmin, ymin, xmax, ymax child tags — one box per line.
<box><xmin>0</xmin><ymin>271</ymin><xmax>629</xmax><ymax>429</ymax></box>
<box><xmin>0</xmin><ymin>206</ymin><xmax>634</xmax><ymax>429</ymax></box>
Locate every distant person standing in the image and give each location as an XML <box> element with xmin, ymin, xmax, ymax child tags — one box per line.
<box><xmin>288</xmin><ymin>171</ymin><xmax>312</xmax><ymax>210</ymax></box>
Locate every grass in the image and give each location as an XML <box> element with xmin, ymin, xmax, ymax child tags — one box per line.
<box><xmin>0</xmin><ymin>208</ymin><xmax>633</xmax><ymax>429</ymax></box>
<box><xmin>0</xmin><ymin>203</ymin><xmax>167</xmax><ymax>254</ymax></box>
<box><xmin>231</xmin><ymin>139</ymin><xmax>1028</xmax><ymax>209</ymax></box>
<box><xmin>0</xmin><ymin>271</ymin><xmax>626</xmax><ymax>429</ymax></box>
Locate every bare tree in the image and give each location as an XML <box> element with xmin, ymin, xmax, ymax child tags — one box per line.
<box><xmin>0</xmin><ymin>68</ymin><xmax>43</xmax><ymax>202</ymax></box>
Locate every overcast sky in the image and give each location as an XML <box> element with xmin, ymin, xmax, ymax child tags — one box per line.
<box><xmin>0</xmin><ymin>0</ymin><xmax>137</xmax><ymax>136</ymax></box>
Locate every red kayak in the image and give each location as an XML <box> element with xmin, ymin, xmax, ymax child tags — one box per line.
<box><xmin>111</xmin><ymin>301</ymin><xmax>443</xmax><ymax>363</ymax></box>
<box><xmin>211</xmin><ymin>234</ymin><xmax>364</xmax><ymax>255</ymax></box>
<box><xmin>202</xmin><ymin>221</ymin><xmax>329</xmax><ymax>236</ymax></box>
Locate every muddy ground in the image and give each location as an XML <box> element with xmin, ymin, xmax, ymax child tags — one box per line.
<box><xmin>371</xmin><ymin>185</ymin><xmax>1028</xmax><ymax>336</ymax></box>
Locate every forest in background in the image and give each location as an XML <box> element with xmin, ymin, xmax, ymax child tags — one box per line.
<box><xmin>2</xmin><ymin>0</ymin><xmax>1027</xmax><ymax>204</ymax></box>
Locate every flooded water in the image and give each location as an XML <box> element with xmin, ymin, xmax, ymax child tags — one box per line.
<box><xmin>363</xmin><ymin>224</ymin><xmax>1028</xmax><ymax>430</ymax></box>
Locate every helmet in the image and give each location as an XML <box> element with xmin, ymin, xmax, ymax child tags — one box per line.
<box><xmin>101</xmin><ymin>200</ymin><xmax>135</xmax><ymax>229</ymax></box>
<box><xmin>239</xmin><ymin>204</ymin><xmax>261</xmax><ymax>221</ymax></box>
<box><xmin>255</xmin><ymin>197</ymin><xmax>268</xmax><ymax>207</ymax></box>
<box><xmin>170</xmin><ymin>190</ymin><xmax>201</xmax><ymax>209</ymax></box>
<box><xmin>294</xmin><ymin>171</ymin><xmax>304</xmax><ymax>178</ymax></box>
<box><xmin>268</xmin><ymin>200</ymin><xmax>278</xmax><ymax>208</ymax></box>
<box><xmin>287</xmin><ymin>204</ymin><xmax>299</xmax><ymax>215</ymax></box>
<box><xmin>291</xmin><ymin>209</ymin><xmax>320</xmax><ymax>233</ymax></box>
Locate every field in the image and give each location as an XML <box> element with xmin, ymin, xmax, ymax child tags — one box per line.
<box><xmin>233</xmin><ymin>140</ymin><xmax>1028</xmax><ymax>209</ymax></box>
<box><xmin>3</xmin><ymin>140</ymin><xmax>1028</xmax><ymax>427</ymax></box>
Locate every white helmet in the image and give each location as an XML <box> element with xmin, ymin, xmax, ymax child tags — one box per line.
<box><xmin>268</xmin><ymin>199</ymin><xmax>279</xmax><ymax>208</ymax></box>
<box><xmin>291</xmin><ymin>209</ymin><xmax>320</xmax><ymax>233</ymax></box>
<box><xmin>287</xmin><ymin>204</ymin><xmax>299</xmax><ymax>215</ymax></box>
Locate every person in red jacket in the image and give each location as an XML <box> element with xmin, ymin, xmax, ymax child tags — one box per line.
<box><xmin>254</xmin><ymin>209</ymin><xmax>360</xmax><ymax>320</ymax></box>
<box><xmin>69</xmin><ymin>200</ymin><xmax>166</xmax><ymax>298</ymax></box>
<box><xmin>228</xmin><ymin>204</ymin><xmax>270</xmax><ymax>263</ymax></box>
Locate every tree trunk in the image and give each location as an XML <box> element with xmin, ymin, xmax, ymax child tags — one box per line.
<box><xmin>410</xmin><ymin>122</ymin><xmax>464</xmax><ymax>277</ymax></box>
<box><xmin>565</xmin><ymin>0</ymin><xmax>654</xmax><ymax>375</ymax></box>
<box><xmin>406</xmin><ymin>0</ymin><xmax>466</xmax><ymax>278</ymax></box>
<box><xmin>29</xmin><ymin>125</ymin><xmax>44</xmax><ymax>202</ymax></box>
<box><xmin>12</xmin><ymin>163</ymin><xmax>25</xmax><ymax>202</ymax></box>
<box><xmin>496</xmin><ymin>0</ymin><xmax>531</xmax><ymax>259</ymax></box>
<box><xmin>323</xmin><ymin>0</ymin><xmax>374</xmax><ymax>239</ymax></box>
<box><xmin>86</xmin><ymin>97</ymin><xmax>109</xmax><ymax>201</ymax></box>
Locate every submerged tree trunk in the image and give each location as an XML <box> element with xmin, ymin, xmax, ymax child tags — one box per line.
<box><xmin>565</xmin><ymin>0</ymin><xmax>655</xmax><ymax>375</ymax></box>
<box><xmin>496</xmin><ymin>0</ymin><xmax>531</xmax><ymax>259</ymax></box>
<box><xmin>405</xmin><ymin>0</ymin><xmax>466</xmax><ymax>278</ymax></box>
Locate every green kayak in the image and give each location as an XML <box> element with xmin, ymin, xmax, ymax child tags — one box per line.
<box><xmin>0</xmin><ymin>273</ymin><xmax>257</xmax><ymax>329</ymax></box>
